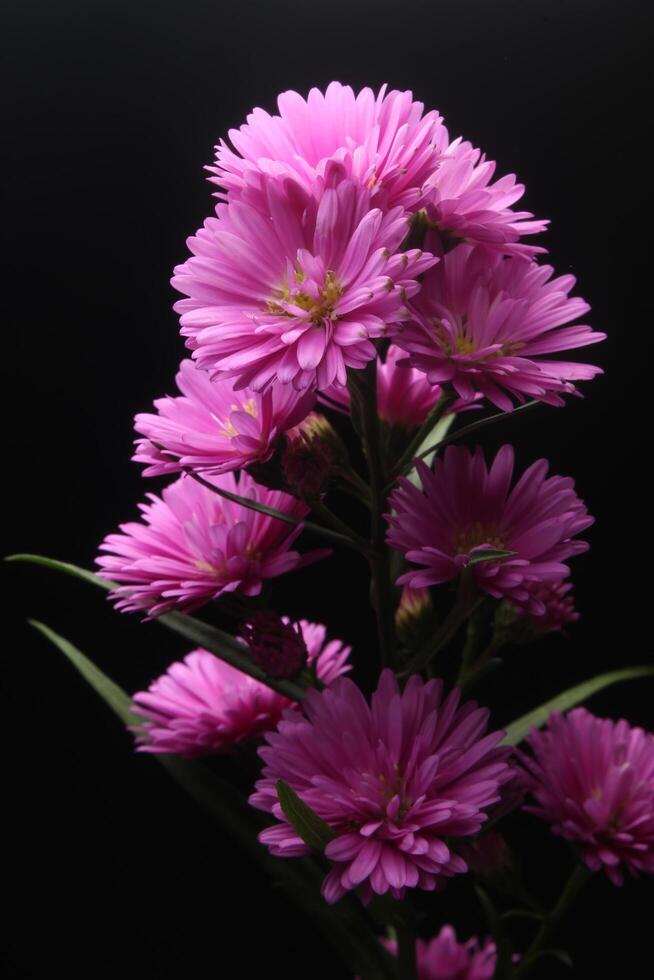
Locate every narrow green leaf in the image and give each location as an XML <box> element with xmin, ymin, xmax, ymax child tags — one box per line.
<box><xmin>503</xmin><ymin>666</ymin><xmax>654</xmax><ymax>746</ymax></box>
<box><xmin>7</xmin><ymin>553</ymin><xmax>114</xmax><ymax>591</ymax></box>
<box><xmin>276</xmin><ymin>779</ymin><xmax>336</xmax><ymax>850</ymax></box>
<box><xmin>9</xmin><ymin>554</ymin><xmax>305</xmax><ymax>701</ymax></box>
<box><xmin>467</xmin><ymin>548</ymin><xmax>516</xmax><ymax>567</ymax></box>
<box><xmin>30</xmin><ymin>620</ymin><xmax>137</xmax><ymax>724</ymax></box>
<box><xmin>29</xmin><ymin>621</ymin><xmax>395</xmax><ymax>979</ymax></box>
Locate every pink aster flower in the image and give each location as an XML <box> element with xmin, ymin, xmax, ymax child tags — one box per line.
<box><xmin>383</xmin><ymin>926</ymin><xmax>496</xmax><ymax>980</ymax></box>
<box><xmin>131</xmin><ymin>620</ymin><xmax>351</xmax><ymax>757</ymax></box>
<box><xmin>516</xmin><ymin>580</ymin><xmax>579</xmax><ymax>635</ymax></box>
<box><xmin>387</xmin><ymin>445</ymin><xmax>593</xmax><ymax>615</ymax></box>
<box><xmin>521</xmin><ymin>708</ymin><xmax>654</xmax><ymax>885</ymax></box>
<box><xmin>250</xmin><ymin>669</ymin><xmax>512</xmax><ymax>903</ymax></box>
<box><xmin>133</xmin><ymin>359</ymin><xmax>314</xmax><ymax>477</ymax></box>
<box><xmin>208</xmin><ymin>81</ymin><xmax>445</xmax><ymax>212</ymax></box>
<box><xmin>397</xmin><ymin>244</ymin><xmax>605</xmax><ymax>411</ymax></box>
<box><xmin>423</xmin><ymin>135</ymin><xmax>548</xmax><ymax>253</ymax></box>
<box><xmin>97</xmin><ymin>471</ymin><xmax>327</xmax><ymax>617</ymax></box>
<box><xmin>321</xmin><ymin>345</ymin><xmax>445</xmax><ymax>428</ymax></box>
<box><xmin>173</xmin><ymin>163</ymin><xmax>436</xmax><ymax>392</ymax></box>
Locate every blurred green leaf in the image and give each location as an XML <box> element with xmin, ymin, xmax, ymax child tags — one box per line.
<box><xmin>503</xmin><ymin>666</ymin><xmax>654</xmax><ymax>745</ymax></box>
<box><xmin>276</xmin><ymin>779</ymin><xmax>336</xmax><ymax>851</ymax></box>
<box><xmin>9</xmin><ymin>554</ymin><xmax>305</xmax><ymax>700</ymax></box>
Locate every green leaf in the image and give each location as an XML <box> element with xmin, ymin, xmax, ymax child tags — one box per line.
<box><xmin>30</xmin><ymin>620</ymin><xmax>137</xmax><ymax>725</ymax></box>
<box><xmin>467</xmin><ymin>548</ymin><xmax>516</xmax><ymax>566</ymax></box>
<box><xmin>30</xmin><ymin>621</ymin><xmax>395</xmax><ymax>979</ymax></box>
<box><xmin>503</xmin><ymin>666</ymin><xmax>654</xmax><ymax>746</ymax></box>
<box><xmin>276</xmin><ymin>779</ymin><xmax>336</xmax><ymax>850</ymax></box>
<box><xmin>9</xmin><ymin>554</ymin><xmax>305</xmax><ymax>701</ymax></box>
<box><xmin>7</xmin><ymin>553</ymin><xmax>114</xmax><ymax>591</ymax></box>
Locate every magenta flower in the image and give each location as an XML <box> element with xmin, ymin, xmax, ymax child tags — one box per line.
<box><xmin>384</xmin><ymin>926</ymin><xmax>496</xmax><ymax>980</ymax></box>
<box><xmin>521</xmin><ymin>709</ymin><xmax>654</xmax><ymax>885</ymax></box>
<box><xmin>250</xmin><ymin>669</ymin><xmax>512</xmax><ymax>903</ymax></box>
<box><xmin>208</xmin><ymin>81</ymin><xmax>445</xmax><ymax>212</ymax></box>
<box><xmin>322</xmin><ymin>345</ymin><xmax>446</xmax><ymax>428</ymax></box>
<box><xmin>423</xmin><ymin>136</ymin><xmax>548</xmax><ymax>253</ymax></box>
<box><xmin>97</xmin><ymin>472</ymin><xmax>327</xmax><ymax>617</ymax></box>
<box><xmin>173</xmin><ymin>163</ymin><xmax>436</xmax><ymax>393</ymax></box>
<box><xmin>387</xmin><ymin>445</ymin><xmax>593</xmax><ymax>614</ymax></box>
<box><xmin>516</xmin><ymin>580</ymin><xmax>579</xmax><ymax>635</ymax></box>
<box><xmin>397</xmin><ymin>245</ymin><xmax>605</xmax><ymax>411</ymax></box>
<box><xmin>133</xmin><ymin>359</ymin><xmax>315</xmax><ymax>477</ymax></box>
<box><xmin>131</xmin><ymin>621</ymin><xmax>351</xmax><ymax>757</ymax></box>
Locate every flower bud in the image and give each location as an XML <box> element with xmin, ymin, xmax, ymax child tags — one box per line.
<box><xmin>281</xmin><ymin>412</ymin><xmax>346</xmax><ymax>500</ymax></box>
<box><xmin>241</xmin><ymin>610</ymin><xmax>308</xmax><ymax>679</ymax></box>
<box><xmin>395</xmin><ymin>586</ymin><xmax>437</xmax><ymax>650</ymax></box>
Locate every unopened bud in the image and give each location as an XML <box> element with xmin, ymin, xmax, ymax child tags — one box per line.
<box><xmin>281</xmin><ymin>412</ymin><xmax>346</xmax><ymax>500</ymax></box>
<box><xmin>395</xmin><ymin>586</ymin><xmax>436</xmax><ymax>650</ymax></box>
<box><xmin>241</xmin><ymin>610</ymin><xmax>308</xmax><ymax>679</ymax></box>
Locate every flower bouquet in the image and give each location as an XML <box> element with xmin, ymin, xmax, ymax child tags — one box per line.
<box><xmin>12</xmin><ymin>82</ymin><xmax>653</xmax><ymax>979</ymax></box>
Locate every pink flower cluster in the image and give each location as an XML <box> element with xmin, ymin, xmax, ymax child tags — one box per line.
<box><xmin>171</xmin><ymin>80</ymin><xmax>603</xmax><ymax>412</ymax></box>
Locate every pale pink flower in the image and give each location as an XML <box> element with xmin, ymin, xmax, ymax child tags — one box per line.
<box><xmin>397</xmin><ymin>244</ymin><xmax>605</xmax><ymax>411</ymax></box>
<box><xmin>208</xmin><ymin>81</ymin><xmax>445</xmax><ymax>212</ymax></box>
<box><xmin>131</xmin><ymin>620</ymin><xmax>351</xmax><ymax>757</ymax></box>
<box><xmin>173</xmin><ymin>163</ymin><xmax>436</xmax><ymax>393</ymax></box>
<box><xmin>251</xmin><ymin>669</ymin><xmax>512</xmax><ymax>903</ymax></box>
<box><xmin>387</xmin><ymin>445</ymin><xmax>593</xmax><ymax>615</ymax></box>
<box><xmin>522</xmin><ymin>709</ymin><xmax>654</xmax><ymax>885</ymax></box>
<box><xmin>97</xmin><ymin>472</ymin><xmax>326</xmax><ymax>617</ymax></box>
<box><xmin>384</xmin><ymin>926</ymin><xmax>496</xmax><ymax>980</ymax></box>
<box><xmin>133</xmin><ymin>359</ymin><xmax>315</xmax><ymax>477</ymax></box>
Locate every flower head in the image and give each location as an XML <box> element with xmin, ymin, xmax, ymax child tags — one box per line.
<box><xmin>97</xmin><ymin>471</ymin><xmax>327</xmax><ymax>617</ymax></box>
<box><xmin>397</xmin><ymin>245</ymin><xmax>605</xmax><ymax>411</ymax></box>
<box><xmin>250</xmin><ymin>669</ymin><xmax>512</xmax><ymax>903</ymax></box>
<box><xmin>133</xmin><ymin>359</ymin><xmax>314</xmax><ymax>477</ymax></box>
<box><xmin>131</xmin><ymin>620</ymin><xmax>351</xmax><ymax>757</ymax></box>
<box><xmin>384</xmin><ymin>926</ymin><xmax>496</xmax><ymax>980</ymax></box>
<box><xmin>173</xmin><ymin>163</ymin><xmax>436</xmax><ymax>393</ymax></box>
<box><xmin>516</xmin><ymin>580</ymin><xmax>579</xmax><ymax>635</ymax></box>
<box><xmin>423</xmin><ymin>136</ymin><xmax>548</xmax><ymax>253</ymax></box>
<box><xmin>322</xmin><ymin>344</ymin><xmax>447</xmax><ymax>429</ymax></box>
<box><xmin>387</xmin><ymin>445</ymin><xmax>593</xmax><ymax>614</ymax></box>
<box><xmin>208</xmin><ymin>81</ymin><xmax>445</xmax><ymax>212</ymax></box>
<box><xmin>521</xmin><ymin>708</ymin><xmax>654</xmax><ymax>885</ymax></box>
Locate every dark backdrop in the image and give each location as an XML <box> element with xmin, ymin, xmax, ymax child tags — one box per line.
<box><xmin>2</xmin><ymin>1</ymin><xmax>651</xmax><ymax>977</ymax></box>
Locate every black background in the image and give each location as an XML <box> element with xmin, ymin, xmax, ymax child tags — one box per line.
<box><xmin>2</xmin><ymin>1</ymin><xmax>652</xmax><ymax>977</ymax></box>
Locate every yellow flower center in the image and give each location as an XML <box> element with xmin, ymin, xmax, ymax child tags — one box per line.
<box><xmin>453</xmin><ymin>522</ymin><xmax>505</xmax><ymax>555</ymax></box>
<box><xmin>266</xmin><ymin>270</ymin><xmax>343</xmax><ymax>324</ymax></box>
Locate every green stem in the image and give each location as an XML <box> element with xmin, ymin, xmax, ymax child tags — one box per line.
<box><xmin>513</xmin><ymin>864</ymin><xmax>591</xmax><ymax>978</ymax></box>
<box><xmin>311</xmin><ymin>500</ymin><xmax>371</xmax><ymax>553</ymax></box>
<box><xmin>395</xmin><ymin>918</ymin><xmax>418</xmax><ymax>980</ymax></box>
<box><xmin>414</xmin><ymin>401</ymin><xmax>539</xmax><ymax>464</ymax></box>
<box><xmin>185</xmin><ymin>468</ymin><xmax>365</xmax><ymax>554</ymax></box>
<box><xmin>386</xmin><ymin>393</ymin><xmax>455</xmax><ymax>486</ymax></box>
<box><xmin>348</xmin><ymin>363</ymin><xmax>396</xmax><ymax>668</ymax></box>
<box><xmin>402</xmin><ymin>572</ymin><xmax>482</xmax><ymax>677</ymax></box>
